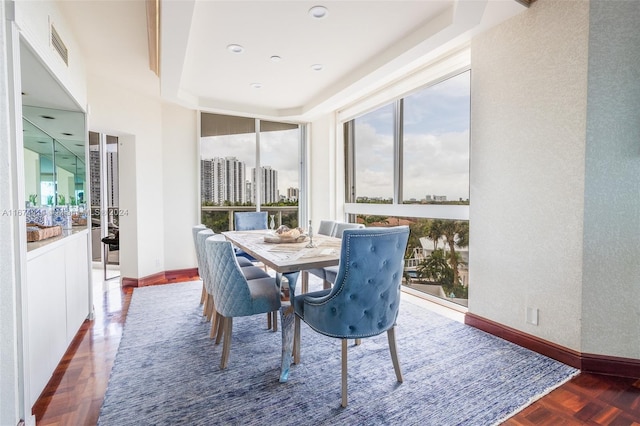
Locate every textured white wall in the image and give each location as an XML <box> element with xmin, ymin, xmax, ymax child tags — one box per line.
<box><xmin>469</xmin><ymin>0</ymin><xmax>590</xmax><ymax>351</ymax></box>
<box><xmin>161</xmin><ymin>103</ymin><xmax>198</xmax><ymax>271</ymax></box>
<box><xmin>582</xmin><ymin>0</ymin><xmax>640</xmax><ymax>358</ymax></box>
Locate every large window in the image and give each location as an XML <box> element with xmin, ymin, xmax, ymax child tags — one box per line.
<box><xmin>200</xmin><ymin>113</ymin><xmax>303</xmax><ymax>232</ymax></box>
<box><xmin>345</xmin><ymin>70</ymin><xmax>470</xmax><ymax>307</ymax></box>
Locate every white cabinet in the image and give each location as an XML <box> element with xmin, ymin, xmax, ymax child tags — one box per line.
<box><xmin>25</xmin><ymin>230</ymin><xmax>90</xmax><ymax>408</ymax></box>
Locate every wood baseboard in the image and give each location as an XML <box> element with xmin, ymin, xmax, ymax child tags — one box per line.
<box><xmin>121</xmin><ymin>268</ymin><xmax>199</xmax><ymax>288</ymax></box>
<box><xmin>465</xmin><ymin>312</ymin><xmax>640</xmax><ymax>378</ymax></box>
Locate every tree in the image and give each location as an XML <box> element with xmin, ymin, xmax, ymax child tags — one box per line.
<box><xmin>416</xmin><ymin>249</ymin><xmax>453</xmax><ymax>284</ymax></box>
<box><xmin>438</xmin><ymin>221</ymin><xmax>469</xmax><ymax>286</ymax></box>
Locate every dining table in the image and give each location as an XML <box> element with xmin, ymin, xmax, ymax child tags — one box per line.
<box><xmin>222</xmin><ymin>229</ymin><xmax>342</xmax><ymax>382</ymax></box>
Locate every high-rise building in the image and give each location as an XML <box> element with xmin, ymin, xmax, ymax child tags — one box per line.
<box><xmin>201</xmin><ymin>156</ymin><xmax>246</xmax><ymax>204</ymax></box>
<box><xmin>252</xmin><ymin>166</ymin><xmax>279</xmax><ymax>204</ymax></box>
<box><xmin>287</xmin><ymin>187</ymin><xmax>299</xmax><ymax>202</ymax></box>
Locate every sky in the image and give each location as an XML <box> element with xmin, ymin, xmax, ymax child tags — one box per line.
<box><xmin>200</xmin><ymin>128</ymin><xmax>300</xmax><ymax>193</ymax></box>
<box><xmin>200</xmin><ymin>70</ymin><xmax>470</xmax><ymax>202</ymax></box>
<box><xmin>355</xmin><ymin>70</ymin><xmax>470</xmax><ymax>201</ymax></box>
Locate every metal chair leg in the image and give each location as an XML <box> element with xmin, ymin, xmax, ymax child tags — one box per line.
<box><xmin>341</xmin><ymin>338</ymin><xmax>348</xmax><ymax>407</ymax></box>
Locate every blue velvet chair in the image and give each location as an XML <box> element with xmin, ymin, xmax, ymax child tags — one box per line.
<box><xmin>233</xmin><ymin>212</ymin><xmax>268</xmax><ymax>263</ymax></box>
<box><xmin>293</xmin><ymin>226</ymin><xmax>410</xmax><ymax>407</ymax></box>
<box><xmin>204</xmin><ymin>237</ymin><xmax>282</xmax><ymax>369</ymax></box>
<box><xmin>308</xmin><ymin>222</ymin><xmax>365</xmax><ymax>290</ymax></box>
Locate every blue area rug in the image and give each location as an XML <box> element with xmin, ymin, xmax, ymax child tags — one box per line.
<box><xmin>98</xmin><ymin>280</ymin><xmax>578</xmax><ymax>426</ymax></box>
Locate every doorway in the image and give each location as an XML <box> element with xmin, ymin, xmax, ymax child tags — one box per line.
<box><xmin>89</xmin><ymin>131</ymin><xmax>120</xmax><ymax>280</ymax></box>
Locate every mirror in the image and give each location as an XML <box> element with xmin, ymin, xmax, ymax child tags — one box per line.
<box><xmin>22</xmin><ymin>106</ymin><xmax>86</xmax><ymax>209</ymax></box>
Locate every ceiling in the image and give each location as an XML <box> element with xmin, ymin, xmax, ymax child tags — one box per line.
<box><xmin>43</xmin><ymin>1</ymin><xmax>529</xmax><ymax>123</ymax></box>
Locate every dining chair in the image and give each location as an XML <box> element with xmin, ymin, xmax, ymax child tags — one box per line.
<box><xmin>192</xmin><ymin>224</ymin><xmax>208</xmax><ymax>306</ymax></box>
<box><xmin>196</xmin><ymin>229</ymin><xmax>262</xmax><ymax>337</ymax></box>
<box><xmin>309</xmin><ymin>222</ymin><xmax>365</xmax><ymax>289</ymax></box>
<box><xmin>204</xmin><ymin>237</ymin><xmax>282</xmax><ymax>369</ymax></box>
<box><xmin>233</xmin><ymin>211</ymin><xmax>268</xmax><ymax>264</ymax></box>
<box><xmin>293</xmin><ymin>226</ymin><xmax>410</xmax><ymax>407</ymax></box>
<box><xmin>317</xmin><ymin>220</ymin><xmax>336</xmax><ymax>237</ymax></box>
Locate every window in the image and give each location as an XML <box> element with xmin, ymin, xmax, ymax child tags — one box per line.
<box><xmin>345</xmin><ymin>70</ymin><xmax>470</xmax><ymax>307</ymax></box>
<box><xmin>200</xmin><ymin>113</ymin><xmax>303</xmax><ymax>232</ymax></box>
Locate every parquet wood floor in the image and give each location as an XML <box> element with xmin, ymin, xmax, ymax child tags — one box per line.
<box><xmin>32</xmin><ymin>273</ymin><xmax>640</xmax><ymax>425</ymax></box>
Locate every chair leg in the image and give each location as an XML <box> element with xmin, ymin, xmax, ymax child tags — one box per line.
<box><xmin>200</xmin><ymin>282</ymin><xmax>206</xmax><ymax>305</ymax></box>
<box><xmin>202</xmin><ymin>290</ymin><xmax>209</xmax><ymax>317</ymax></box>
<box><xmin>209</xmin><ymin>303</ymin><xmax>218</xmax><ymax>339</ymax></box>
<box><xmin>354</xmin><ymin>338</ymin><xmax>361</xmax><ymax>346</ymax></box>
<box><xmin>293</xmin><ymin>315</ymin><xmax>301</xmax><ymax>364</ymax></box>
<box><xmin>322</xmin><ymin>279</ymin><xmax>331</xmax><ymax>290</ymax></box>
<box><xmin>267</xmin><ymin>312</ymin><xmax>272</xmax><ymax>330</ymax></box>
<box><xmin>341</xmin><ymin>338</ymin><xmax>348</xmax><ymax>408</ymax></box>
<box><xmin>271</xmin><ymin>311</ymin><xmax>278</xmax><ymax>332</ymax></box>
<box><xmin>215</xmin><ymin>313</ymin><xmax>224</xmax><ymax>345</ymax></box>
<box><xmin>220</xmin><ymin>317</ymin><xmax>233</xmax><ymax>369</ymax></box>
<box><xmin>387</xmin><ymin>327</ymin><xmax>403</xmax><ymax>383</ymax></box>
<box><xmin>206</xmin><ymin>294</ymin><xmax>214</xmax><ymax>322</ymax></box>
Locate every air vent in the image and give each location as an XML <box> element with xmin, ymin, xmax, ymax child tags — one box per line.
<box><xmin>50</xmin><ymin>25</ymin><xmax>68</xmax><ymax>66</ymax></box>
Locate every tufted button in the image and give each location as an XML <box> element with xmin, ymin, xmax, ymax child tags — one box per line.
<box><xmin>331</xmin><ymin>307</ymin><xmax>337</xmax><ymax>314</ymax></box>
<box><xmin>349</xmin><ymin>294</ymin><xmax>356</xmax><ymax>300</ymax></box>
<box><xmin>377</xmin><ymin>321</ymin><xmax>383</xmax><ymax>328</ymax></box>
<box><xmin>368</xmin><ymin>279</ymin><xmax>373</xmax><ymax>284</ymax></box>
<box><xmin>370</xmin><ymin>245</ymin><xmax>376</xmax><ymax>252</ymax></box>
<box><xmin>349</xmin><ymin>325</ymin><xmax>355</xmax><ymax>331</ymax></box>
<box><xmin>363</xmin><ymin>310</ymin><xmax>368</xmax><ymax>316</ymax></box>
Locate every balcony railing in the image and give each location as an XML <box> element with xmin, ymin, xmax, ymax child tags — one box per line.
<box><xmin>201</xmin><ymin>205</ymin><xmax>299</xmax><ymax>233</ymax></box>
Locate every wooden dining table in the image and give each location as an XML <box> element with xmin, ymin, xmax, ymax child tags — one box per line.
<box><xmin>222</xmin><ymin>229</ymin><xmax>343</xmax><ymax>382</ymax></box>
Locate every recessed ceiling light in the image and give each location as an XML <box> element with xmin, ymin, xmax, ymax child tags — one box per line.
<box><xmin>270</xmin><ymin>55</ymin><xmax>282</xmax><ymax>62</ymax></box>
<box><xmin>250</xmin><ymin>83</ymin><xmax>262</xmax><ymax>89</ymax></box>
<box><xmin>40</xmin><ymin>115</ymin><xmax>55</xmax><ymax>120</ymax></box>
<box><xmin>227</xmin><ymin>44</ymin><xmax>244</xmax><ymax>54</ymax></box>
<box><xmin>309</xmin><ymin>5</ymin><xmax>328</xmax><ymax>19</ymax></box>
<box><xmin>311</xmin><ymin>64</ymin><xmax>324</xmax><ymax>71</ymax></box>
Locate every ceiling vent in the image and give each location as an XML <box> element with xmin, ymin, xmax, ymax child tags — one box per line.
<box><xmin>50</xmin><ymin>25</ymin><xmax>68</xmax><ymax>66</ymax></box>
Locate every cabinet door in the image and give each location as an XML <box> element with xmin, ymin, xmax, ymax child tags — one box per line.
<box><xmin>26</xmin><ymin>249</ymin><xmax>67</xmax><ymax>407</ymax></box>
<box><xmin>65</xmin><ymin>235</ymin><xmax>90</xmax><ymax>344</ymax></box>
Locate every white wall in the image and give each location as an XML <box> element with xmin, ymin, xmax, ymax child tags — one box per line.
<box><xmin>161</xmin><ymin>102</ymin><xmax>198</xmax><ymax>271</ymax></box>
<box><xmin>469</xmin><ymin>0</ymin><xmax>590</xmax><ymax>351</ymax></box>
<box><xmin>14</xmin><ymin>0</ymin><xmax>87</xmax><ymax>110</ymax></box>
<box><xmin>0</xmin><ymin>2</ymin><xmax>22</xmax><ymax>423</ymax></box>
<box><xmin>582</xmin><ymin>0</ymin><xmax>640</xmax><ymax>359</ymax></box>
<box><xmin>87</xmin><ymin>77</ymin><xmax>164</xmax><ymax>279</ymax></box>
<box><xmin>309</xmin><ymin>113</ymin><xmax>338</xmax><ymax>223</ymax></box>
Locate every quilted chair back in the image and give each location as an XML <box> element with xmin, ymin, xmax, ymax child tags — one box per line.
<box><xmin>204</xmin><ymin>238</ymin><xmax>278</xmax><ymax>318</ymax></box>
<box><xmin>302</xmin><ymin>226</ymin><xmax>409</xmax><ymax>339</ymax></box>
<box><xmin>234</xmin><ymin>211</ymin><xmax>268</xmax><ymax>231</ymax></box>
<box><xmin>196</xmin><ymin>230</ymin><xmax>224</xmax><ymax>293</ymax></box>
<box><xmin>192</xmin><ymin>224</ymin><xmax>208</xmax><ymax>274</ymax></box>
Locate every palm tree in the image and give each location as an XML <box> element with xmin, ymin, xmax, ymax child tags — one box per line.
<box><xmin>416</xmin><ymin>249</ymin><xmax>453</xmax><ymax>284</ymax></box>
<box><xmin>439</xmin><ymin>221</ymin><xmax>469</xmax><ymax>286</ymax></box>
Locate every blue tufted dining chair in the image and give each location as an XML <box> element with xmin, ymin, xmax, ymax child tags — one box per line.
<box><xmin>233</xmin><ymin>211</ymin><xmax>268</xmax><ymax>264</ymax></box>
<box><xmin>204</xmin><ymin>237</ymin><xmax>282</xmax><ymax>369</ymax></box>
<box><xmin>308</xmin><ymin>222</ymin><xmax>365</xmax><ymax>290</ymax></box>
<box><xmin>293</xmin><ymin>226</ymin><xmax>410</xmax><ymax>407</ymax></box>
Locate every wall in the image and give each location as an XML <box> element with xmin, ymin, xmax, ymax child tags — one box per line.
<box><xmin>161</xmin><ymin>102</ymin><xmax>198</xmax><ymax>270</ymax></box>
<box><xmin>87</xmin><ymin>77</ymin><xmax>164</xmax><ymax>279</ymax></box>
<box><xmin>0</xmin><ymin>1</ymin><xmax>22</xmax><ymax>424</ymax></box>
<box><xmin>469</xmin><ymin>0</ymin><xmax>589</xmax><ymax>351</ymax></box>
<box><xmin>582</xmin><ymin>0</ymin><xmax>640</xmax><ymax>359</ymax></box>
<box><xmin>309</xmin><ymin>114</ymin><xmax>338</xmax><ymax>223</ymax></box>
